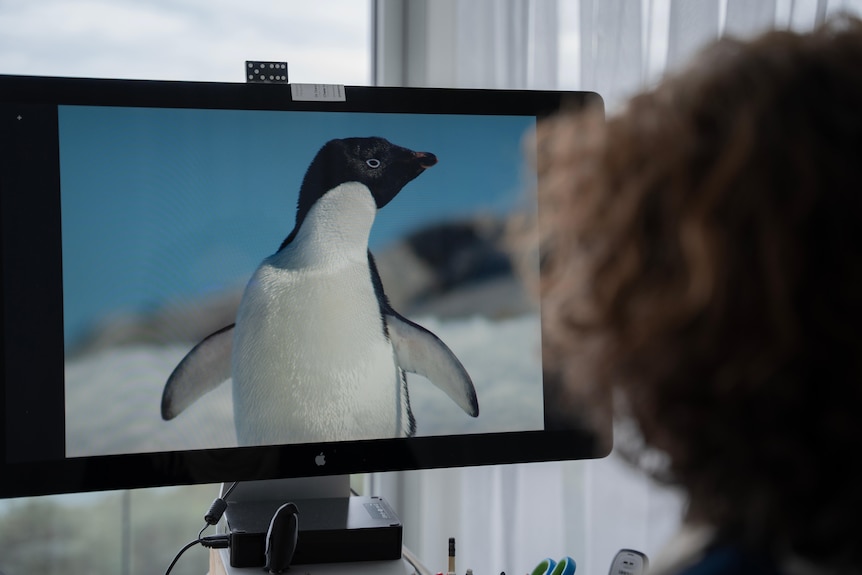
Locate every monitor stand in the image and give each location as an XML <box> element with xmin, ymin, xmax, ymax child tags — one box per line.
<box><xmin>214</xmin><ymin>476</ymin><xmax>410</xmax><ymax>574</ymax></box>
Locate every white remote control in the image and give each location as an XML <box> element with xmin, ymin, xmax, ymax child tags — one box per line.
<box><xmin>608</xmin><ymin>549</ymin><xmax>649</xmax><ymax>575</ymax></box>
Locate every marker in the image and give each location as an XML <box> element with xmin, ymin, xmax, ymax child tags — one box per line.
<box><xmin>448</xmin><ymin>537</ymin><xmax>456</xmax><ymax>575</ymax></box>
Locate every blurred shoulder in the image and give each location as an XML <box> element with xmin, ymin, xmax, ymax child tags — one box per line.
<box><xmin>650</xmin><ymin>524</ymin><xmax>849</xmax><ymax>575</ymax></box>
<box><xmin>651</xmin><ymin>526</ymin><xmax>781</xmax><ymax>575</ymax></box>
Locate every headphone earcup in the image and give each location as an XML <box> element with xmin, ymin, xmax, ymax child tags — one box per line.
<box><xmin>264</xmin><ymin>502</ymin><xmax>299</xmax><ymax>574</ymax></box>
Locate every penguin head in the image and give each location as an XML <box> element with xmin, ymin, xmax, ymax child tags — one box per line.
<box><xmin>292</xmin><ymin>137</ymin><xmax>437</xmax><ymax>232</ymax></box>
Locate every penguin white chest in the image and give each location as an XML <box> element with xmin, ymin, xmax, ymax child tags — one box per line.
<box><xmin>231</xmin><ymin>184</ymin><xmax>402</xmax><ymax>446</ymax></box>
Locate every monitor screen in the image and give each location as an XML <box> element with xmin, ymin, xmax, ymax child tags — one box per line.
<box><xmin>0</xmin><ymin>74</ymin><xmax>608</xmax><ymax>499</ymax></box>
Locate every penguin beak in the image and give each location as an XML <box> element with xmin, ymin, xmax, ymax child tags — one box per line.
<box><xmin>415</xmin><ymin>151</ymin><xmax>438</xmax><ymax>169</ymax></box>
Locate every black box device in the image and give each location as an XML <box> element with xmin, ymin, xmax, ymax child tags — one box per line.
<box><xmin>226</xmin><ymin>496</ymin><xmax>403</xmax><ymax>567</ymax></box>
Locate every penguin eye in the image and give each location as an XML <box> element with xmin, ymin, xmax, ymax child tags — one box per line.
<box><xmin>366</xmin><ymin>158</ymin><xmax>381</xmax><ymax>169</ymax></box>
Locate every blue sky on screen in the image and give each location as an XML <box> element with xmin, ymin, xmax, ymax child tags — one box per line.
<box><xmin>58</xmin><ymin>105</ymin><xmax>536</xmax><ymax>345</ymax></box>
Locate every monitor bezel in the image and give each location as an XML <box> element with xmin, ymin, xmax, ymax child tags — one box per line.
<box><xmin>0</xmin><ymin>74</ymin><xmax>606</xmax><ymax>500</ymax></box>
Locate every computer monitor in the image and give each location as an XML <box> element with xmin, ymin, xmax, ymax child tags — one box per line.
<box><xmin>0</xmin><ymin>74</ymin><xmax>608</xmax><ymax>501</ymax></box>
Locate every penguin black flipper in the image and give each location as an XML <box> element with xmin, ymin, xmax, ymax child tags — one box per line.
<box><xmin>386</xmin><ymin>311</ymin><xmax>479</xmax><ymax>417</ymax></box>
<box><xmin>367</xmin><ymin>251</ymin><xmax>479</xmax><ymax>418</ymax></box>
<box><xmin>161</xmin><ymin>324</ymin><xmax>235</xmax><ymax>420</ymax></box>
<box><xmin>385</xmin><ymin>312</ymin><xmax>480</xmax><ymax>418</ymax></box>
<box><xmin>398</xmin><ymin>369</ymin><xmax>417</xmax><ymax>437</ymax></box>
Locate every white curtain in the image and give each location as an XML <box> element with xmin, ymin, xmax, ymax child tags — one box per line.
<box><xmin>371</xmin><ymin>456</ymin><xmax>685</xmax><ymax>575</ymax></box>
<box><xmin>369</xmin><ymin>1</ymin><xmax>856</xmax><ymax>574</ymax></box>
<box><xmin>374</xmin><ymin>0</ymin><xmax>859</xmax><ymax>105</ymax></box>
<box><xmin>373</xmin><ymin>0</ymin><xmax>558</xmax><ymax>89</ymax></box>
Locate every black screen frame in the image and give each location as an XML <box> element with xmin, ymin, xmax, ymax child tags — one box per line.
<box><xmin>0</xmin><ymin>74</ymin><xmax>606</xmax><ymax>499</ymax></box>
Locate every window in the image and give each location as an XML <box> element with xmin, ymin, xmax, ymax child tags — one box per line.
<box><xmin>0</xmin><ymin>1</ymin><xmax>371</xmax><ymax>84</ymax></box>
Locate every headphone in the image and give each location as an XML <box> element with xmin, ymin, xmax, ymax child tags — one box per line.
<box><xmin>264</xmin><ymin>502</ymin><xmax>300</xmax><ymax>574</ymax></box>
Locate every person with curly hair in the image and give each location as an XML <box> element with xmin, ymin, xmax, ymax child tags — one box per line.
<box><xmin>536</xmin><ymin>15</ymin><xmax>862</xmax><ymax>575</ymax></box>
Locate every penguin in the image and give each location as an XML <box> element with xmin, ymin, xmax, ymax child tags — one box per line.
<box><xmin>161</xmin><ymin>137</ymin><xmax>479</xmax><ymax>446</ymax></box>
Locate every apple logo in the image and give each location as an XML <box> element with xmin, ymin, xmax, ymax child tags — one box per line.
<box><xmin>315</xmin><ymin>452</ymin><xmax>326</xmax><ymax>466</ymax></box>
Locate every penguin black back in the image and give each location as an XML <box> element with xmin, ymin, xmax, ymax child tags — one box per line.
<box><xmin>279</xmin><ymin>137</ymin><xmax>437</xmax><ymax>251</ymax></box>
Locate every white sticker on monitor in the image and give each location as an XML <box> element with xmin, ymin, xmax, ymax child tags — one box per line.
<box><xmin>290</xmin><ymin>83</ymin><xmax>346</xmax><ymax>102</ymax></box>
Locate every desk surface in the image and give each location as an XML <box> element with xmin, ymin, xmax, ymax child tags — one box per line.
<box><xmin>209</xmin><ymin>548</ymin><xmax>414</xmax><ymax>575</ymax></box>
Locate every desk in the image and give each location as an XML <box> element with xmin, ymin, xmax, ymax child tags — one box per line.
<box><xmin>209</xmin><ymin>548</ymin><xmax>415</xmax><ymax>575</ymax></box>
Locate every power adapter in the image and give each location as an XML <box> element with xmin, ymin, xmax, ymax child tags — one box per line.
<box><xmin>225</xmin><ymin>496</ymin><xmax>403</xmax><ymax>568</ymax></box>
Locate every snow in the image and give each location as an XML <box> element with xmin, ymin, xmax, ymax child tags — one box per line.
<box><xmin>64</xmin><ymin>313</ymin><xmax>544</xmax><ymax>457</ymax></box>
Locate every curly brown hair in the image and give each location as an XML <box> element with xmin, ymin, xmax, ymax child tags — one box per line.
<box><xmin>537</xmin><ymin>16</ymin><xmax>862</xmax><ymax>567</ymax></box>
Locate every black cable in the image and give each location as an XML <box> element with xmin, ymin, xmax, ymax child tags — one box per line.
<box><xmin>165</xmin><ymin>481</ymin><xmax>240</xmax><ymax>575</ymax></box>
<box><xmin>222</xmin><ymin>480</ymin><xmax>239</xmax><ymax>499</ymax></box>
<box><xmin>201</xmin><ymin>534</ymin><xmax>230</xmax><ymax>548</ymax></box>
<box><xmin>163</xmin><ymin>535</ymin><xmax>231</xmax><ymax>575</ymax></box>
<box><xmin>203</xmin><ymin>481</ymin><xmax>239</xmax><ymax>528</ymax></box>
<box><xmin>164</xmin><ymin>539</ymin><xmax>201</xmax><ymax>575</ymax></box>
